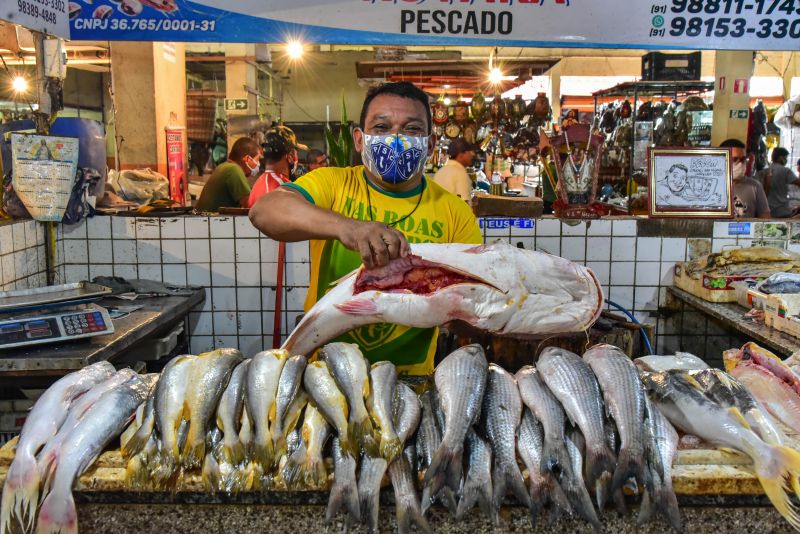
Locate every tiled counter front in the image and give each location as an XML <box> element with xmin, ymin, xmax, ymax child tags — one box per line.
<box><xmin>0</xmin><ymin>220</ymin><xmax>47</xmax><ymax>291</ymax></box>
<box><xmin>37</xmin><ymin>215</ymin><xmax>794</xmax><ymax>361</ymax></box>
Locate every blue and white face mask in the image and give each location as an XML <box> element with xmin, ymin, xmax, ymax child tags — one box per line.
<box><xmin>361</xmin><ymin>133</ymin><xmax>429</xmax><ymax>185</ymax></box>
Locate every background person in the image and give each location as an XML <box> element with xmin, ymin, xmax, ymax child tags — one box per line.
<box><xmin>195</xmin><ymin>138</ymin><xmax>261</xmax><ymax>211</ymax></box>
<box><xmin>247</xmin><ymin>126</ymin><xmax>306</xmax><ymax>208</ymax></box>
<box><xmin>721</xmin><ymin>139</ymin><xmax>771</xmax><ymax>219</ymax></box>
<box><xmin>432</xmin><ymin>138</ymin><xmax>478</xmax><ymax>201</ymax></box>
<box><xmin>762</xmin><ymin>147</ymin><xmax>800</xmax><ymax>218</ymax></box>
<box><xmin>306</xmin><ymin>149</ymin><xmax>328</xmax><ymax>172</ymax></box>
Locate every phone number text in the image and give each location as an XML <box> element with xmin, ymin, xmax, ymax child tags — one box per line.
<box><xmin>668</xmin><ymin>16</ymin><xmax>800</xmax><ymax>37</ymax></box>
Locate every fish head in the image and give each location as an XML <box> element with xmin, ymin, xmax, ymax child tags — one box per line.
<box><xmin>723</xmin><ymin>347</ymin><xmax>744</xmax><ymax>373</ymax></box>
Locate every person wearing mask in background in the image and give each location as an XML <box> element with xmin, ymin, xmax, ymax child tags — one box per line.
<box><xmin>721</xmin><ymin>139</ymin><xmax>771</xmax><ymax>219</ymax></box>
<box><xmin>249</xmin><ymin>81</ymin><xmax>481</xmax><ymax>375</ymax></box>
<box><xmin>195</xmin><ymin>138</ymin><xmax>261</xmax><ymax>211</ymax></box>
<box><xmin>247</xmin><ymin>126</ymin><xmax>307</xmax><ymax>208</ymax></box>
<box><xmin>432</xmin><ymin>138</ymin><xmax>478</xmax><ymax>201</ymax></box>
<box><xmin>306</xmin><ymin>149</ymin><xmax>329</xmax><ymax>172</ymax></box>
<box><xmin>762</xmin><ymin>147</ymin><xmax>800</xmax><ymax>217</ymax></box>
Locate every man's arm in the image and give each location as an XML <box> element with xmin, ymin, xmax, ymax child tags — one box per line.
<box><xmin>249</xmin><ymin>188</ymin><xmax>409</xmax><ymax>268</ymax></box>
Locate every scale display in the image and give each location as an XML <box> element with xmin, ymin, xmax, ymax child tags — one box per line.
<box><xmin>0</xmin><ymin>304</ymin><xmax>114</xmax><ymax>350</ymax></box>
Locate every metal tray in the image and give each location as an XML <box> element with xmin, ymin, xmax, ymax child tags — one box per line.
<box><xmin>0</xmin><ymin>282</ymin><xmax>112</xmax><ymax>312</ymax></box>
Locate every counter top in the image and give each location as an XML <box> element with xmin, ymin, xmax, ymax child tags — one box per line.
<box><xmin>0</xmin><ymin>289</ymin><xmax>205</xmax><ymax>377</ymax></box>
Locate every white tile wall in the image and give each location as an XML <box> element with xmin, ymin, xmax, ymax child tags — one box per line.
<box><xmin>0</xmin><ymin>220</ymin><xmax>48</xmax><ymax>291</ymax></box>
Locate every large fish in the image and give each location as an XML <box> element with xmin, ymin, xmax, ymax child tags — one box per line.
<box><xmin>416</xmin><ymin>390</ymin><xmax>457</xmax><ymax>515</ymax></box>
<box><xmin>271</xmin><ymin>355</ymin><xmax>307</xmax><ymax>459</ymax></box>
<box><xmin>515</xmin><ymin>365</ymin><xmax>570</xmax><ymax>475</ymax></box>
<box><xmin>517</xmin><ymin>409</ymin><xmax>571</xmax><ymax>527</ymax></box>
<box><xmin>482</xmin><ymin>364</ymin><xmax>531</xmax><ymax>512</ymax></box>
<box><xmin>282</xmin><ymin>242</ymin><xmax>603</xmax><ymax>356</ymax></box>
<box><xmin>634</xmin><ymin>353</ymin><xmax>710</xmax><ymax>373</ymax></box>
<box><xmin>1</xmin><ymin>361</ymin><xmax>114</xmax><ymax>533</ymax></box>
<box><xmin>35</xmin><ymin>374</ymin><xmax>150</xmax><ymax>534</ymax></box>
<box><xmin>216</xmin><ymin>360</ymin><xmax>251</xmax><ymax>466</ymax></box>
<box><xmin>182</xmin><ymin>349</ymin><xmax>244</xmax><ymax>469</ymax></box>
<box><xmin>583</xmin><ymin>344</ymin><xmax>649</xmax><ymax>494</ymax></box>
<box><xmin>246</xmin><ymin>349</ymin><xmax>288</xmax><ymax>472</ymax></box>
<box><xmin>303</xmin><ymin>361</ymin><xmax>354</xmax><ymax>456</ymax></box>
<box><xmin>367</xmin><ymin>361</ymin><xmax>401</xmax><ymax>461</ymax></box>
<box><xmin>456</xmin><ymin>429</ymin><xmax>495</xmax><ymax>523</ymax></box>
<box><xmin>638</xmin><ymin>396</ymin><xmax>681</xmax><ymax>532</ymax></box>
<box><xmin>723</xmin><ymin>342</ymin><xmax>800</xmax><ymax>433</ymax></box>
<box><xmin>321</xmin><ymin>343</ymin><xmax>375</xmax><ymax>455</ymax></box>
<box><xmin>537</xmin><ymin>347</ymin><xmax>616</xmax><ymax>508</ymax></box>
<box><xmin>562</xmin><ymin>428</ymin><xmax>602</xmax><ymax>532</ymax></box>
<box><xmin>642</xmin><ymin>370</ymin><xmax>800</xmax><ymax>530</ymax></box>
<box><xmin>423</xmin><ymin>345</ymin><xmax>488</xmax><ymax>498</ymax></box>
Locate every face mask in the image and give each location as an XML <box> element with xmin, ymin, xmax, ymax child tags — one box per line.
<box><xmin>732</xmin><ymin>161</ymin><xmax>746</xmax><ymax>180</ymax></box>
<box><xmin>288</xmin><ymin>156</ymin><xmax>298</xmax><ymax>180</ymax></box>
<box><xmin>361</xmin><ymin>133</ymin><xmax>428</xmax><ymax>184</ymax></box>
<box><xmin>245</xmin><ymin>156</ymin><xmax>260</xmax><ymax>178</ymax></box>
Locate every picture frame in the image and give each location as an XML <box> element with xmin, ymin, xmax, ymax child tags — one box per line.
<box><xmin>647</xmin><ymin>147</ymin><xmax>734</xmax><ymax>218</ymax></box>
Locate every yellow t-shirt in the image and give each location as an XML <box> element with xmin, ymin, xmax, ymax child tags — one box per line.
<box><xmin>283</xmin><ymin>165</ymin><xmax>482</xmax><ymax>375</ymax></box>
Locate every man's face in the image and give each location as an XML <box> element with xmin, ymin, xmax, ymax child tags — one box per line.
<box><xmin>731</xmin><ymin>147</ymin><xmax>747</xmax><ymax>180</ymax></box>
<box><xmin>309</xmin><ymin>154</ymin><xmax>328</xmax><ymax>171</ymax></box>
<box><xmin>667</xmin><ymin>167</ymin><xmax>687</xmax><ymax>192</ymax></box>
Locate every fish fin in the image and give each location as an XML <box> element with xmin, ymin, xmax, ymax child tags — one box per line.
<box><xmin>422</xmin><ymin>439</ymin><xmax>458</xmax><ymax>513</ymax></box>
<box><xmin>222</xmin><ymin>437</ymin><xmax>246</xmax><ymax>467</ymax></box>
<box><xmin>358</xmin><ymin>481</ymin><xmax>380</xmax><ymax>534</ymax></box>
<box><xmin>527</xmin><ymin>477</ymin><xmax>546</xmax><ymax>528</ymax></box>
<box><xmin>181</xmin><ymin>438</ymin><xmax>206</xmax><ymax>470</ymax></box>
<box><xmin>611</xmin><ymin>488</ymin><xmax>627</xmax><ymax>516</ymax></box>
<box><xmin>326</xmin><ymin>479</ymin><xmax>361</xmax><ymax>526</ymax></box>
<box><xmin>380</xmin><ymin>435</ymin><xmax>403</xmax><ymax>463</ymax></box>
<box><xmin>727</xmin><ymin>407</ymin><xmax>752</xmax><ymax>430</ymax></box>
<box><xmin>441</xmin><ymin>487</ymin><xmax>459</xmax><ymax>517</ymax></box>
<box><xmin>463</xmin><ymin>245</ymin><xmax>490</xmax><ymax>254</ymax></box>
<box><xmin>36</xmin><ymin>487</ymin><xmax>78</xmax><ymax>534</ymax></box>
<box><xmin>1</xmin><ymin>451</ymin><xmax>41</xmax><ymax>534</ymax></box>
<box><xmin>541</xmin><ymin>436</ymin><xmax>571</xmax><ymax>475</ymax></box>
<box><xmin>249</xmin><ymin>440</ymin><xmax>275</xmax><ymax>471</ymax></box>
<box><xmin>611</xmin><ymin>447</ymin><xmax>649</xmax><ymax>496</ymax></box>
<box><xmin>681</xmin><ymin>373</ymin><xmax>705</xmax><ymax>391</ymax></box>
<box><xmin>349</xmin><ymin>416</ymin><xmax>377</xmax><ymax>457</ymax></box>
<box><xmin>560</xmin><ymin>470</ymin><xmax>601</xmax><ymax>531</ymax></box>
<box><xmin>751</xmin><ymin>444</ymin><xmax>800</xmax><ymax>530</ymax></box>
<box><xmin>456</xmin><ymin>472</ymin><xmax>495</xmax><ymax>524</ymax></box>
<box><xmin>586</xmin><ymin>444</ymin><xmax>616</xmax><ymax>509</ymax></box>
<box><xmin>338</xmin><ymin>435</ymin><xmax>358</xmax><ymax>459</ymax></box>
<box><xmin>546</xmin><ymin>475</ymin><xmax>573</xmax><ymax>523</ymax></box>
<box><xmin>334</xmin><ymin>299</ymin><xmax>379</xmax><ymax>316</ymax></box>
<box><xmin>272</xmin><ymin>435</ymin><xmax>287</xmax><ymax>464</ymax></box>
<box><xmin>121</xmin><ymin>427</ymin><xmax>150</xmax><ymax>459</ymax></box>
<box><xmin>202</xmin><ymin>450</ymin><xmax>221</xmax><ymax>492</ymax></box>
<box><xmin>396</xmin><ymin>499</ymin><xmax>432</xmax><ymax>534</ymax></box>
<box><xmin>492</xmin><ymin>462</ymin><xmax>532</xmax><ymax>511</ymax></box>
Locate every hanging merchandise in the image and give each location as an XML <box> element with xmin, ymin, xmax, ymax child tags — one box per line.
<box><xmin>452</xmin><ymin>101</ymin><xmax>469</xmax><ymax>124</ymax></box>
<box><xmin>470</xmin><ymin>93</ymin><xmax>486</xmax><ymax>123</ymax></box>
<box><xmin>749</xmin><ymin>100</ymin><xmax>770</xmax><ymax>172</ymax></box>
<box><xmin>773</xmin><ymin>94</ymin><xmax>800</xmax><ymax>167</ymax></box>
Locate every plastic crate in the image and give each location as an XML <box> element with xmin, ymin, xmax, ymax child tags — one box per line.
<box><xmin>642</xmin><ymin>52</ymin><xmax>702</xmax><ymax>81</ymax></box>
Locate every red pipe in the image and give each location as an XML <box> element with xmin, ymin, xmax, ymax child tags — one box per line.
<box><xmin>272</xmin><ymin>241</ymin><xmax>285</xmax><ymax>349</ymax></box>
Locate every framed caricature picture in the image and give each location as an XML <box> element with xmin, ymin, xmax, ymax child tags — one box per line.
<box><xmin>648</xmin><ymin>147</ymin><xmax>734</xmax><ymax>218</ymax></box>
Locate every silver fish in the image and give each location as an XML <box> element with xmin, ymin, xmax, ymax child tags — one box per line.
<box><xmin>482</xmin><ymin>364</ymin><xmax>531</xmax><ymax>511</ymax></box>
<box><xmin>35</xmin><ymin>374</ymin><xmax>149</xmax><ymax>534</ymax></box>
<box><xmin>638</xmin><ymin>396</ymin><xmax>681</xmax><ymax>532</ymax></box>
<box><xmin>515</xmin><ymin>365</ymin><xmax>570</xmax><ymax>475</ymax></box>
<box><xmin>120</xmin><ymin>383</ymin><xmax>156</xmax><ymax>459</ymax></box>
<box><xmin>216</xmin><ymin>359</ymin><xmax>250</xmax><ymax>466</ymax></box>
<box><xmin>417</xmin><ymin>390</ymin><xmax>457</xmax><ymax>516</ymax></box>
<box><xmin>424</xmin><ymin>344</ymin><xmax>488</xmax><ymax>498</ymax></box>
<box><xmin>538</xmin><ymin>347</ymin><xmax>616</xmax><ymax>507</ymax></box>
<box><xmin>583</xmin><ymin>344</ymin><xmax>649</xmax><ymax>495</ymax></box>
<box><xmin>368</xmin><ymin>361</ymin><xmax>401</xmax><ymax>461</ymax></box>
<box><xmin>303</xmin><ymin>360</ymin><xmax>354</xmax><ymax>457</ymax></box>
<box><xmin>150</xmin><ymin>354</ymin><xmax>196</xmax><ymax>486</ymax></box>
<box><xmin>272</xmin><ymin>355</ymin><xmax>307</xmax><ymax>458</ymax></box>
<box><xmin>326</xmin><ymin>436</ymin><xmax>361</xmax><ymax>527</ymax></box>
<box><xmin>358</xmin><ymin>454</ymin><xmax>387</xmax><ymax>533</ymax></box>
<box><xmin>392</xmin><ymin>383</ymin><xmax>421</xmax><ymax>444</ymax></box>
<box><xmin>1</xmin><ymin>361</ymin><xmax>114</xmax><ymax>533</ymax></box>
<box><xmin>182</xmin><ymin>348</ymin><xmax>244</xmax><ymax>469</ymax></box>
<box><xmin>202</xmin><ymin>427</ymin><xmax>224</xmax><ymax>491</ymax></box>
<box><xmin>389</xmin><ymin>448</ymin><xmax>432</xmax><ymax>534</ymax></box>
<box><xmin>563</xmin><ymin>427</ymin><xmax>602</xmax><ymax>531</ymax></box>
<box><xmin>455</xmin><ymin>428</ymin><xmax>495</xmax><ymax>524</ymax></box>
<box><xmin>281</xmin><ymin>403</ymin><xmax>330</xmax><ymax>489</ymax></box>
<box><xmin>246</xmin><ymin>349</ymin><xmax>289</xmax><ymax>472</ymax></box>
<box><xmin>322</xmin><ymin>343</ymin><xmax>375</xmax><ymax>454</ymax></box>
<box><xmin>517</xmin><ymin>409</ymin><xmax>571</xmax><ymax>527</ymax></box>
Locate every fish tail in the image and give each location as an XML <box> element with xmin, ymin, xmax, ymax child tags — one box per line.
<box><xmin>380</xmin><ymin>435</ymin><xmax>403</xmax><ymax>463</ymax></box>
<box><xmin>202</xmin><ymin>451</ymin><xmax>221</xmax><ymax>492</ymax></box>
<box><xmin>181</xmin><ymin>437</ymin><xmax>206</xmax><ymax>470</ymax></box>
<box><xmin>249</xmin><ymin>441</ymin><xmax>275</xmax><ymax>471</ymax></box>
<box><xmin>527</xmin><ymin>478</ymin><xmax>546</xmax><ymax>528</ymax></box>
<box><xmin>441</xmin><ymin>487</ymin><xmax>459</xmax><ymax>517</ymax></box>
<box><xmin>455</xmin><ymin>472</ymin><xmax>494</xmax><ymax>523</ymax></box>
<box><xmin>561</xmin><ymin>471</ymin><xmax>601</xmax><ymax>531</ymax></box>
<box><xmin>2</xmin><ymin>452</ymin><xmax>41</xmax><ymax>534</ymax></box>
<box><xmin>36</xmin><ymin>488</ymin><xmax>78</xmax><ymax>534</ymax></box>
<box><xmin>396</xmin><ymin>499</ymin><xmax>432</xmax><ymax>534</ymax></box>
<box><xmin>338</xmin><ymin>435</ymin><xmax>358</xmax><ymax>460</ymax></box>
<box><xmin>492</xmin><ymin>462</ymin><xmax>532</xmax><ymax>511</ymax></box>
<box><xmin>423</xmin><ymin>442</ymin><xmax>458</xmax><ymax>499</ymax></box>
<box><xmin>326</xmin><ymin>480</ymin><xmax>361</xmax><ymax>526</ymax></box>
<box><xmin>546</xmin><ymin>475</ymin><xmax>573</xmax><ymax>524</ymax></box>
<box><xmin>542</xmin><ymin>437</ymin><xmax>571</xmax><ymax>475</ymax></box>
<box><xmin>751</xmin><ymin>444</ymin><xmax>800</xmax><ymax>530</ymax></box>
<box><xmin>272</xmin><ymin>435</ymin><xmax>287</xmax><ymax>464</ymax></box>
<box><xmin>586</xmin><ymin>444</ymin><xmax>616</xmax><ymax>509</ymax></box>
<box><xmin>420</xmin><ymin>486</ymin><xmax>433</xmax><ymax>515</ymax></box>
<box><xmin>350</xmin><ymin>417</ymin><xmax>377</xmax><ymax>457</ymax></box>
<box><xmin>120</xmin><ymin>428</ymin><xmax>149</xmax><ymax>459</ymax></box>
<box><xmin>358</xmin><ymin>484</ymin><xmax>380</xmax><ymax>534</ymax></box>
<box><xmin>611</xmin><ymin>446</ymin><xmax>649</xmax><ymax>495</ymax></box>
<box><xmin>223</xmin><ymin>437</ymin><xmax>246</xmax><ymax>467</ymax></box>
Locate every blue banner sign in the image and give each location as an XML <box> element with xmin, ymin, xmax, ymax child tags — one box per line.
<box><xmin>479</xmin><ymin>218</ymin><xmax>535</xmax><ymax>230</ymax></box>
<box><xmin>727</xmin><ymin>222</ymin><xmax>751</xmax><ymax>236</ymax></box>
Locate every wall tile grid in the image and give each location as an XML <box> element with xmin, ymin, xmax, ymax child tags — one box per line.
<box><xmin>40</xmin><ymin>215</ymin><xmax>787</xmax><ymax>362</ymax></box>
<box><xmin>0</xmin><ymin>220</ymin><xmax>47</xmax><ymax>291</ymax></box>
<box><xmin>54</xmin><ymin>216</ymin><xmax>309</xmax><ymax>357</ymax></box>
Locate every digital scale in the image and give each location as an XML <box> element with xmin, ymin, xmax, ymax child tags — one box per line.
<box><xmin>0</xmin><ymin>283</ymin><xmax>115</xmax><ymax>350</ymax></box>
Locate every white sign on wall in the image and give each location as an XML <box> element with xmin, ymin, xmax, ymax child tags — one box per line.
<box><xmin>0</xmin><ymin>0</ymin><xmax>69</xmax><ymax>39</ymax></box>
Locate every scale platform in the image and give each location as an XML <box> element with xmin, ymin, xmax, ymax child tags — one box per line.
<box><xmin>0</xmin><ymin>284</ymin><xmax>115</xmax><ymax>350</ymax></box>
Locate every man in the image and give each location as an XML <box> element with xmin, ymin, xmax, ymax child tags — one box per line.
<box><xmin>654</xmin><ymin>163</ymin><xmax>690</xmax><ymax>205</ymax></box>
<box><xmin>432</xmin><ymin>138</ymin><xmax>477</xmax><ymax>200</ymax></box>
<box><xmin>721</xmin><ymin>139</ymin><xmax>771</xmax><ymax>219</ymax></box>
<box><xmin>250</xmin><ymin>81</ymin><xmax>481</xmax><ymax>375</ymax></box>
<box><xmin>247</xmin><ymin>126</ymin><xmax>307</xmax><ymax>208</ymax></box>
<box><xmin>763</xmin><ymin>147</ymin><xmax>800</xmax><ymax>217</ymax></box>
<box><xmin>306</xmin><ymin>149</ymin><xmax>329</xmax><ymax>172</ymax></box>
<box><xmin>195</xmin><ymin>138</ymin><xmax>261</xmax><ymax>211</ymax></box>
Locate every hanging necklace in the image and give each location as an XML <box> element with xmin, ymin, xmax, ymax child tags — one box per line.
<box><xmin>363</xmin><ymin>173</ymin><xmax>424</xmax><ymax>227</ymax></box>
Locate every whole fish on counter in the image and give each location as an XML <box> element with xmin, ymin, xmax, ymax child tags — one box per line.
<box><xmin>281</xmin><ymin>403</ymin><xmax>330</xmax><ymax>489</ymax></box>
<box><xmin>246</xmin><ymin>349</ymin><xmax>288</xmax><ymax>477</ymax></box>
<box><xmin>367</xmin><ymin>361</ymin><xmax>401</xmax><ymax>461</ymax></box>
<box><xmin>723</xmin><ymin>342</ymin><xmax>800</xmax><ymax>434</ymax></box>
<box><xmin>325</xmin><ymin>437</ymin><xmax>360</xmax><ymax>527</ymax></box>
<box><xmin>416</xmin><ymin>391</ymin><xmax>457</xmax><ymax>515</ymax></box>
<box><xmin>642</xmin><ymin>370</ymin><xmax>800</xmax><ymax>530</ymax></box>
<box><xmin>537</xmin><ymin>347</ymin><xmax>616</xmax><ymax>508</ymax></box>
<box><xmin>638</xmin><ymin>396</ymin><xmax>681</xmax><ymax>533</ymax></box>
<box><xmin>35</xmin><ymin>373</ymin><xmax>152</xmax><ymax>534</ymax></box>
<box><xmin>303</xmin><ymin>361</ymin><xmax>354</xmax><ymax>457</ymax></box>
<box><xmin>634</xmin><ymin>353</ymin><xmax>710</xmax><ymax>373</ymax></box>
<box><xmin>756</xmin><ymin>272</ymin><xmax>800</xmax><ymax>294</ymax></box>
<box><xmin>282</xmin><ymin>242</ymin><xmax>604</xmax><ymax>356</ymax></box>
<box><xmin>583</xmin><ymin>344</ymin><xmax>649</xmax><ymax>495</ymax></box>
<box><xmin>562</xmin><ymin>428</ymin><xmax>602</xmax><ymax>532</ymax></box>
<box><xmin>423</xmin><ymin>344</ymin><xmax>488</xmax><ymax>499</ymax></box>
<box><xmin>1</xmin><ymin>361</ymin><xmax>115</xmax><ymax>534</ymax></box>
<box><xmin>271</xmin><ymin>355</ymin><xmax>307</xmax><ymax>460</ymax></box>
<box><xmin>216</xmin><ymin>360</ymin><xmax>251</xmax><ymax>467</ymax></box>
<box><xmin>455</xmin><ymin>429</ymin><xmax>494</xmax><ymax>523</ymax></box>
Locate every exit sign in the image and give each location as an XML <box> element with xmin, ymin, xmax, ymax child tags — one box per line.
<box><xmin>225</xmin><ymin>98</ymin><xmax>249</xmax><ymax>112</ymax></box>
<box><xmin>729</xmin><ymin>109</ymin><xmax>749</xmax><ymax>119</ymax></box>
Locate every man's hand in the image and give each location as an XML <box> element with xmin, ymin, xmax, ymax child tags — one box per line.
<box><xmin>338</xmin><ymin>219</ymin><xmax>410</xmax><ymax>269</ymax></box>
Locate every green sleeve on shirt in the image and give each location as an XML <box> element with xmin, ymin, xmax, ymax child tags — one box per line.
<box><xmin>282</xmin><ymin>182</ymin><xmax>316</xmax><ymax>205</ymax></box>
<box><xmin>226</xmin><ymin>166</ymin><xmax>251</xmax><ymax>203</ymax></box>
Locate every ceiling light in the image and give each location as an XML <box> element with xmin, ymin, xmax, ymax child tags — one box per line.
<box><xmin>11</xmin><ymin>76</ymin><xmax>28</xmax><ymax>93</ymax></box>
<box><xmin>443</xmin><ymin>96</ymin><xmax>451</xmax><ymax>106</ymax></box>
<box><xmin>443</xmin><ymin>84</ymin><xmax>451</xmax><ymax>89</ymax></box>
<box><xmin>488</xmin><ymin>67</ymin><xmax>503</xmax><ymax>85</ymax></box>
<box><xmin>286</xmin><ymin>41</ymin><xmax>304</xmax><ymax>60</ymax></box>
